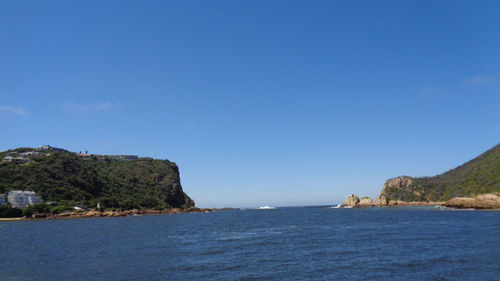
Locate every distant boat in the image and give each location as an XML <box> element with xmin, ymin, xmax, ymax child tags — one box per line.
<box><xmin>258</xmin><ymin>206</ymin><xmax>276</xmax><ymax>210</ymax></box>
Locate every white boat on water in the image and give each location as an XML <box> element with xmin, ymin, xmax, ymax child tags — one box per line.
<box><xmin>328</xmin><ymin>204</ymin><xmax>341</xmax><ymax>209</ymax></box>
<box><xmin>258</xmin><ymin>206</ymin><xmax>276</xmax><ymax>210</ymax></box>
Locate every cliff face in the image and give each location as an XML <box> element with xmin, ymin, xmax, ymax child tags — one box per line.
<box><xmin>0</xmin><ymin>148</ymin><xmax>194</xmax><ymax>210</ymax></box>
<box><xmin>375</xmin><ymin>176</ymin><xmax>424</xmax><ymax>205</ymax></box>
<box><xmin>375</xmin><ymin>143</ymin><xmax>500</xmax><ymax>208</ymax></box>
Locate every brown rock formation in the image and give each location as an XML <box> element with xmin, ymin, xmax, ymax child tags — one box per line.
<box><xmin>341</xmin><ymin>194</ymin><xmax>360</xmax><ymax>207</ymax></box>
<box><xmin>359</xmin><ymin>197</ymin><xmax>374</xmax><ymax>207</ymax></box>
<box><xmin>340</xmin><ymin>194</ymin><xmax>374</xmax><ymax>207</ymax></box>
<box><xmin>374</xmin><ymin>176</ymin><xmax>423</xmax><ymax>206</ymax></box>
<box><xmin>444</xmin><ymin>193</ymin><xmax>500</xmax><ymax>209</ymax></box>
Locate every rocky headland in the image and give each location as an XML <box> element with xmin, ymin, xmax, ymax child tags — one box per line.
<box><xmin>0</xmin><ymin>146</ymin><xmax>201</xmax><ymax>220</ymax></box>
<box><xmin>340</xmin><ymin>143</ymin><xmax>500</xmax><ymax>210</ymax></box>
<box><xmin>0</xmin><ymin>146</ymin><xmax>194</xmax><ymax>210</ymax></box>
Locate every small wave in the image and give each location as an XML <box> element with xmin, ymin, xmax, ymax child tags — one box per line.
<box><xmin>439</xmin><ymin>206</ymin><xmax>476</xmax><ymax>211</ymax></box>
<box><xmin>328</xmin><ymin>204</ymin><xmax>341</xmax><ymax>209</ymax></box>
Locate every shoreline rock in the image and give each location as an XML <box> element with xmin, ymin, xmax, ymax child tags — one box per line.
<box><xmin>340</xmin><ymin>194</ymin><xmax>360</xmax><ymax>207</ymax></box>
<box><xmin>359</xmin><ymin>197</ymin><xmax>373</xmax><ymax>207</ymax></box>
<box><xmin>340</xmin><ymin>193</ymin><xmax>444</xmax><ymax>208</ymax></box>
<box><xmin>5</xmin><ymin>207</ymin><xmax>220</xmax><ymax>221</ymax></box>
<box><xmin>340</xmin><ymin>194</ymin><xmax>376</xmax><ymax>208</ymax></box>
<box><xmin>443</xmin><ymin>193</ymin><xmax>500</xmax><ymax>209</ymax></box>
<box><xmin>375</xmin><ymin>200</ymin><xmax>444</xmax><ymax>207</ymax></box>
<box><xmin>340</xmin><ymin>192</ymin><xmax>500</xmax><ymax>210</ymax></box>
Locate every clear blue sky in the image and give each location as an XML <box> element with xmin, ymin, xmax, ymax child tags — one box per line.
<box><xmin>1</xmin><ymin>0</ymin><xmax>499</xmax><ymax>207</ymax></box>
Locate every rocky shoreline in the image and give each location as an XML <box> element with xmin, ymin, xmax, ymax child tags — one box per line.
<box><xmin>339</xmin><ymin>193</ymin><xmax>500</xmax><ymax>209</ymax></box>
<box><xmin>2</xmin><ymin>207</ymin><xmax>219</xmax><ymax>221</ymax></box>
<box><xmin>338</xmin><ymin>172</ymin><xmax>500</xmax><ymax>210</ymax></box>
<box><xmin>443</xmin><ymin>194</ymin><xmax>500</xmax><ymax>209</ymax></box>
<box><xmin>340</xmin><ymin>194</ymin><xmax>445</xmax><ymax>208</ymax></box>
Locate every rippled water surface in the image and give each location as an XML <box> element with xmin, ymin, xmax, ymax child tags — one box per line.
<box><xmin>1</xmin><ymin>207</ymin><xmax>499</xmax><ymax>280</ymax></box>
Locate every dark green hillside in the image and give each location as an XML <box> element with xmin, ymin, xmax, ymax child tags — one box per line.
<box><xmin>379</xmin><ymin>144</ymin><xmax>500</xmax><ymax>202</ymax></box>
<box><xmin>0</xmin><ymin>149</ymin><xmax>194</xmax><ymax>210</ymax></box>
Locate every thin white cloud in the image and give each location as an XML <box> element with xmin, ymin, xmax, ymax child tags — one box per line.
<box><xmin>64</xmin><ymin>102</ymin><xmax>120</xmax><ymax>113</ymax></box>
<box><xmin>0</xmin><ymin>105</ymin><xmax>29</xmax><ymax>118</ymax></box>
<box><xmin>462</xmin><ymin>75</ymin><xmax>494</xmax><ymax>87</ymax></box>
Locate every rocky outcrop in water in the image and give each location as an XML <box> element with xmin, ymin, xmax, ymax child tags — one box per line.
<box><xmin>340</xmin><ymin>194</ymin><xmax>374</xmax><ymax>207</ymax></box>
<box><xmin>341</xmin><ymin>194</ymin><xmax>359</xmax><ymax>207</ymax></box>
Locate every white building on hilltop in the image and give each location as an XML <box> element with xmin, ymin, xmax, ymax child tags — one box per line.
<box><xmin>7</xmin><ymin>191</ymin><xmax>42</xmax><ymax>208</ymax></box>
<box><xmin>36</xmin><ymin>145</ymin><xmax>66</xmax><ymax>152</ymax></box>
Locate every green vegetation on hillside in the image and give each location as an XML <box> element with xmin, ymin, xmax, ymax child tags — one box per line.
<box><xmin>383</xmin><ymin>144</ymin><xmax>500</xmax><ymax>202</ymax></box>
<box><xmin>0</xmin><ymin>205</ymin><xmax>23</xmax><ymax>218</ymax></box>
<box><xmin>0</xmin><ymin>203</ymin><xmax>71</xmax><ymax>218</ymax></box>
<box><xmin>22</xmin><ymin>203</ymin><xmax>71</xmax><ymax>217</ymax></box>
<box><xmin>386</xmin><ymin>187</ymin><xmax>425</xmax><ymax>202</ymax></box>
<box><xmin>0</xmin><ymin>149</ymin><xmax>194</xmax><ymax>210</ymax></box>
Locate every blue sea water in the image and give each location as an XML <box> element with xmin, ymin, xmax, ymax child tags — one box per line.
<box><xmin>1</xmin><ymin>206</ymin><xmax>499</xmax><ymax>281</ymax></box>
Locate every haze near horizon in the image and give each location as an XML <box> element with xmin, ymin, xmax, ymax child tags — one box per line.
<box><xmin>1</xmin><ymin>0</ymin><xmax>500</xmax><ymax>207</ymax></box>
